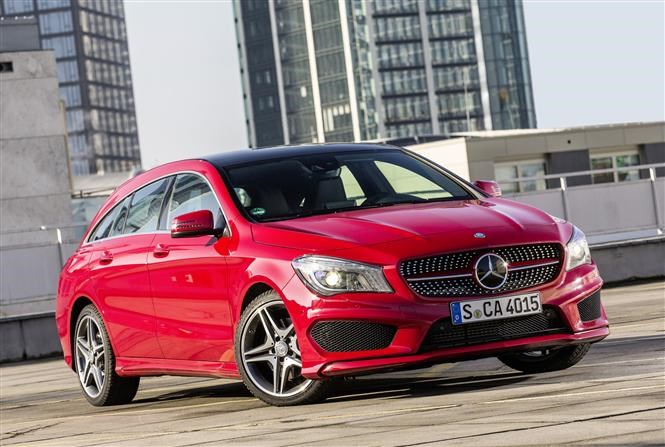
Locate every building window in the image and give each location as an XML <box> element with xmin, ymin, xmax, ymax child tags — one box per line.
<box><xmin>437</xmin><ymin>91</ymin><xmax>482</xmax><ymax>117</ymax></box>
<box><xmin>56</xmin><ymin>60</ymin><xmax>78</xmax><ymax>82</ymax></box>
<box><xmin>39</xmin><ymin>10</ymin><xmax>73</xmax><ymax>34</ymax></box>
<box><xmin>495</xmin><ymin>160</ymin><xmax>546</xmax><ymax>193</ymax></box>
<box><xmin>430</xmin><ymin>39</ymin><xmax>475</xmax><ymax>65</ymax></box>
<box><xmin>428</xmin><ymin>12</ymin><xmax>473</xmax><ymax>38</ymax></box>
<box><xmin>377</xmin><ymin>42</ymin><xmax>423</xmax><ymax>68</ymax></box>
<box><xmin>383</xmin><ymin>95</ymin><xmax>430</xmax><ymax>122</ymax></box>
<box><xmin>374</xmin><ymin>16</ymin><xmax>421</xmax><ymax>41</ymax></box>
<box><xmin>41</xmin><ymin>35</ymin><xmax>76</xmax><ymax>58</ymax></box>
<box><xmin>66</xmin><ymin>109</ymin><xmax>85</xmax><ymax>132</ymax></box>
<box><xmin>37</xmin><ymin>0</ymin><xmax>70</xmax><ymax>9</ymax></box>
<box><xmin>426</xmin><ymin>0</ymin><xmax>470</xmax><ymax>12</ymax></box>
<box><xmin>373</xmin><ymin>0</ymin><xmax>418</xmax><ymax>14</ymax></box>
<box><xmin>68</xmin><ymin>134</ymin><xmax>87</xmax><ymax>156</ymax></box>
<box><xmin>433</xmin><ymin>65</ymin><xmax>478</xmax><ymax>90</ymax></box>
<box><xmin>71</xmin><ymin>159</ymin><xmax>90</xmax><ymax>176</ymax></box>
<box><xmin>590</xmin><ymin>151</ymin><xmax>641</xmax><ymax>184</ymax></box>
<box><xmin>3</xmin><ymin>0</ymin><xmax>33</xmax><ymax>14</ymax></box>
<box><xmin>59</xmin><ymin>85</ymin><xmax>81</xmax><ymax>107</ymax></box>
<box><xmin>381</xmin><ymin>69</ymin><xmax>427</xmax><ymax>95</ymax></box>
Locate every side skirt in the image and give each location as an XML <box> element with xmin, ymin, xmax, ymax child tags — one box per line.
<box><xmin>115</xmin><ymin>357</ymin><xmax>240</xmax><ymax>379</ymax></box>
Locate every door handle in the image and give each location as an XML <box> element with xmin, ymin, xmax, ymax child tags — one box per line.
<box><xmin>153</xmin><ymin>244</ymin><xmax>170</xmax><ymax>258</ymax></box>
<box><xmin>100</xmin><ymin>250</ymin><xmax>113</xmax><ymax>264</ymax></box>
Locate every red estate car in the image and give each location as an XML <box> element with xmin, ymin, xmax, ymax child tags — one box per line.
<box><xmin>56</xmin><ymin>144</ymin><xmax>609</xmax><ymax>406</ymax></box>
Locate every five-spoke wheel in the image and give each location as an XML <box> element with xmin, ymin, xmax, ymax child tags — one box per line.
<box><xmin>75</xmin><ymin>315</ymin><xmax>106</xmax><ymax>399</ymax></box>
<box><xmin>241</xmin><ymin>301</ymin><xmax>311</xmax><ymax>397</ymax></box>
<box><xmin>73</xmin><ymin>304</ymin><xmax>140</xmax><ymax>406</ymax></box>
<box><xmin>236</xmin><ymin>291</ymin><xmax>331</xmax><ymax>406</ymax></box>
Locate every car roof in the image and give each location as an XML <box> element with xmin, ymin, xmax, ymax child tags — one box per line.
<box><xmin>201</xmin><ymin>143</ymin><xmax>403</xmax><ymax>167</ymax></box>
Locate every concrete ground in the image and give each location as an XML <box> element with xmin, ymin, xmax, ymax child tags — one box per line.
<box><xmin>1</xmin><ymin>281</ymin><xmax>663</xmax><ymax>446</ymax></box>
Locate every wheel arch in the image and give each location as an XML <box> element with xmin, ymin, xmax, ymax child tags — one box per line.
<box><xmin>241</xmin><ymin>282</ymin><xmax>274</xmax><ymax>314</ymax></box>
<box><xmin>235</xmin><ymin>277</ymin><xmax>295</xmax><ymax>326</ymax></box>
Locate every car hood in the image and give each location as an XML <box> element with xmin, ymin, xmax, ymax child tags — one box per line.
<box><xmin>251</xmin><ymin>198</ymin><xmax>569</xmax><ymax>252</ymax></box>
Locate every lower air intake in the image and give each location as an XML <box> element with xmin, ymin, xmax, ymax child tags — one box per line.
<box><xmin>577</xmin><ymin>291</ymin><xmax>602</xmax><ymax>321</ymax></box>
<box><xmin>310</xmin><ymin>321</ymin><xmax>396</xmax><ymax>352</ymax></box>
<box><xmin>420</xmin><ymin>307</ymin><xmax>568</xmax><ymax>352</ymax></box>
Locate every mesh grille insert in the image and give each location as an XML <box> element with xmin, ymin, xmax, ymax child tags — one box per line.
<box><xmin>577</xmin><ymin>291</ymin><xmax>602</xmax><ymax>321</ymax></box>
<box><xmin>420</xmin><ymin>307</ymin><xmax>569</xmax><ymax>352</ymax></box>
<box><xmin>400</xmin><ymin>243</ymin><xmax>562</xmax><ymax>298</ymax></box>
<box><xmin>310</xmin><ymin>321</ymin><xmax>396</xmax><ymax>352</ymax></box>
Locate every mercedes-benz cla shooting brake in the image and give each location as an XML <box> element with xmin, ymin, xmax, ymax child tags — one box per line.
<box><xmin>57</xmin><ymin>144</ymin><xmax>609</xmax><ymax>406</ymax></box>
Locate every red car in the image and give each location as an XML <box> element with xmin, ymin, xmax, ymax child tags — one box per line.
<box><xmin>56</xmin><ymin>144</ymin><xmax>609</xmax><ymax>406</ymax></box>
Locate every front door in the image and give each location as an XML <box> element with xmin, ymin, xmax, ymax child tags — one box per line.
<box><xmin>148</xmin><ymin>173</ymin><xmax>233</xmax><ymax>362</ymax></box>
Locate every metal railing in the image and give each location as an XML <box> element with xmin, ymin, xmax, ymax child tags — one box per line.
<box><xmin>0</xmin><ymin>223</ymin><xmax>87</xmax><ymax>267</ymax></box>
<box><xmin>0</xmin><ymin>224</ymin><xmax>88</xmax><ymax>317</ymax></box>
<box><xmin>498</xmin><ymin>163</ymin><xmax>665</xmax><ymax>230</ymax></box>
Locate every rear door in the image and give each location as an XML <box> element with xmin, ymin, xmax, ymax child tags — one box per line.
<box><xmin>148</xmin><ymin>173</ymin><xmax>233</xmax><ymax>362</ymax></box>
<box><xmin>87</xmin><ymin>178</ymin><xmax>171</xmax><ymax>359</ymax></box>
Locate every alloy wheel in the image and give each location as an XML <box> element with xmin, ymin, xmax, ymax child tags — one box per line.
<box><xmin>75</xmin><ymin>315</ymin><xmax>106</xmax><ymax>398</ymax></box>
<box><xmin>240</xmin><ymin>301</ymin><xmax>312</xmax><ymax>397</ymax></box>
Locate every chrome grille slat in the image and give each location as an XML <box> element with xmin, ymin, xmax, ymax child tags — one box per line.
<box><xmin>400</xmin><ymin>243</ymin><xmax>563</xmax><ymax>297</ymax></box>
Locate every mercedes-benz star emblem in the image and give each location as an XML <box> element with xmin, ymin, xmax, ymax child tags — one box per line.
<box><xmin>474</xmin><ymin>253</ymin><xmax>508</xmax><ymax>290</ymax></box>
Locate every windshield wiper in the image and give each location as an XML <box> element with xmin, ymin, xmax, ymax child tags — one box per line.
<box><xmin>259</xmin><ymin>196</ymin><xmax>470</xmax><ymax>222</ymax></box>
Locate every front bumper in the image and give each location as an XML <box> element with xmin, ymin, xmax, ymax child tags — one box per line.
<box><xmin>319</xmin><ymin>326</ymin><xmax>609</xmax><ymax>377</ymax></box>
<box><xmin>281</xmin><ymin>263</ymin><xmax>608</xmax><ymax>379</ymax></box>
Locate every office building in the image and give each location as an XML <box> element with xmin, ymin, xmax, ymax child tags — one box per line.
<box><xmin>0</xmin><ymin>0</ymin><xmax>141</xmax><ymax>175</ymax></box>
<box><xmin>234</xmin><ymin>0</ymin><xmax>536</xmax><ymax>147</ymax></box>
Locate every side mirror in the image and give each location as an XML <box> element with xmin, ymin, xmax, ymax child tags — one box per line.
<box><xmin>473</xmin><ymin>180</ymin><xmax>502</xmax><ymax>197</ymax></box>
<box><xmin>171</xmin><ymin>210</ymin><xmax>216</xmax><ymax>238</ymax></box>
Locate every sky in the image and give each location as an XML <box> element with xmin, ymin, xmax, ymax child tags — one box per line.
<box><xmin>124</xmin><ymin>0</ymin><xmax>665</xmax><ymax>169</ymax></box>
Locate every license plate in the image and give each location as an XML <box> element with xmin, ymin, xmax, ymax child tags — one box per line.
<box><xmin>450</xmin><ymin>292</ymin><xmax>542</xmax><ymax>325</ymax></box>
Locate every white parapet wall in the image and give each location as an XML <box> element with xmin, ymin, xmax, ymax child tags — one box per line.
<box><xmin>406</xmin><ymin>138</ymin><xmax>471</xmax><ymax>180</ymax></box>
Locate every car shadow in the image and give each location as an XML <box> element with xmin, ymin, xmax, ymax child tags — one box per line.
<box><xmin>133</xmin><ymin>370</ymin><xmax>530</xmax><ymax>405</ymax></box>
<box><xmin>327</xmin><ymin>371</ymin><xmax>531</xmax><ymax>403</ymax></box>
<box><xmin>133</xmin><ymin>381</ymin><xmax>252</xmax><ymax>404</ymax></box>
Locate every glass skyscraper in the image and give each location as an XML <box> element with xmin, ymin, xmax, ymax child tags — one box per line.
<box><xmin>1</xmin><ymin>0</ymin><xmax>141</xmax><ymax>175</ymax></box>
<box><xmin>234</xmin><ymin>0</ymin><xmax>536</xmax><ymax>147</ymax></box>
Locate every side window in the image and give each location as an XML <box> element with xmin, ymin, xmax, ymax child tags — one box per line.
<box><xmin>89</xmin><ymin>205</ymin><xmax>120</xmax><ymax>242</ymax></box>
<box><xmin>123</xmin><ymin>178</ymin><xmax>170</xmax><ymax>234</ymax></box>
<box><xmin>339</xmin><ymin>165</ymin><xmax>366</xmax><ymax>205</ymax></box>
<box><xmin>109</xmin><ymin>196</ymin><xmax>132</xmax><ymax>238</ymax></box>
<box><xmin>375</xmin><ymin>161</ymin><xmax>452</xmax><ymax>200</ymax></box>
<box><xmin>166</xmin><ymin>174</ymin><xmax>224</xmax><ymax>229</ymax></box>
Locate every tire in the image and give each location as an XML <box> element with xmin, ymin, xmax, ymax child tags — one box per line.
<box><xmin>497</xmin><ymin>343</ymin><xmax>591</xmax><ymax>374</ymax></box>
<box><xmin>73</xmin><ymin>304</ymin><xmax>140</xmax><ymax>406</ymax></box>
<box><xmin>235</xmin><ymin>291</ymin><xmax>332</xmax><ymax>406</ymax></box>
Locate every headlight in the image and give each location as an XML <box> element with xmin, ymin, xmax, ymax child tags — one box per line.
<box><xmin>292</xmin><ymin>256</ymin><xmax>393</xmax><ymax>296</ymax></box>
<box><xmin>566</xmin><ymin>226</ymin><xmax>591</xmax><ymax>271</ymax></box>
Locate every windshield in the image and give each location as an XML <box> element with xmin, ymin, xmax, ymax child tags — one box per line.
<box><xmin>222</xmin><ymin>150</ymin><xmax>475</xmax><ymax>222</ymax></box>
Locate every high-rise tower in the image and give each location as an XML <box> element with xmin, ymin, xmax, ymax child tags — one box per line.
<box><xmin>1</xmin><ymin>0</ymin><xmax>141</xmax><ymax>175</ymax></box>
<box><xmin>234</xmin><ymin>0</ymin><xmax>536</xmax><ymax>147</ymax></box>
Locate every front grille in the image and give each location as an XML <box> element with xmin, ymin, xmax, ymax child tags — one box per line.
<box><xmin>577</xmin><ymin>291</ymin><xmax>602</xmax><ymax>321</ymax></box>
<box><xmin>310</xmin><ymin>321</ymin><xmax>396</xmax><ymax>352</ymax></box>
<box><xmin>420</xmin><ymin>307</ymin><xmax>568</xmax><ymax>352</ymax></box>
<box><xmin>400</xmin><ymin>243</ymin><xmax>562</xmax><ymax>297</ymax></box>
